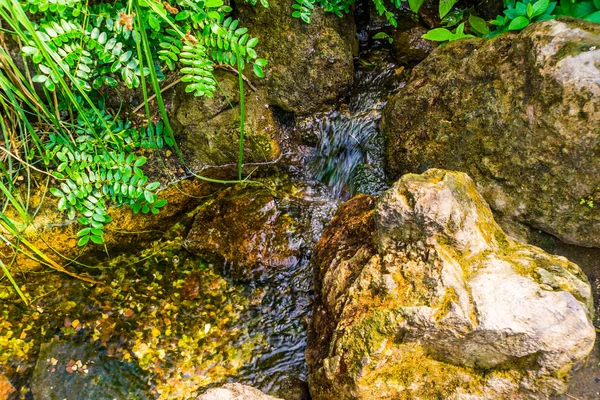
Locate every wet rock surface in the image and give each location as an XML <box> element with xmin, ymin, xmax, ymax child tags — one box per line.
<box><xmin>381</xmin><ymin>19</ymin><xmax>600</xmax><ymax>248</ymax></box>
<box><xmin>234</xmin><ymin>0</ymin><xmax>356</xmax><ymax>115</ymax></box>
<box><xmin>392</xmin><ymin>26</ymin><xmax>436</xmax><ymax>64</ymax></box>
<box><xmin>198</xmin><ymin>383</ymin><xmax>282</xmax><ymax>400</ymax></box>
<box><xmin>183</xmin><ymin>184</ymin><xmax>306</xmax><ymax>281</ymax></box>
<box><xmin>307</xmin><ymin>169</ymin><xmax>595</xmax><ymax>399</ymax></box>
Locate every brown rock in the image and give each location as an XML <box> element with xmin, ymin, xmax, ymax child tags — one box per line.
<box><xmin>184</xmin><ymin>185</ymin><xmax>304</xmax><ymax>281</ymax></box>
<box><xmin>392</xmin><ymin>26</ymin><xmax>437</xmax><ymax>64</ymax></box>
<box><xmin>0</xmin><ymin>375</ymin><xmax>15</xmax><ymax>400</ymax></box>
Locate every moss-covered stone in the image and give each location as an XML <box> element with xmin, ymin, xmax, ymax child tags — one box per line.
<box><xmin>381</xmin><ymin>19</ymin><xmax>600</xmax><ymax>248</ymax></box>
<box><xmin>307</xmin><ymin>169</ymin><xmax>595</xmax><ymax>400</ymax></box>
<box><xmin>172</xmin><ymin>72</ymin><xmax>281</xmax><ymax>172</ymax></box>
<box><xmin>0</xmin><ymin>168</ymin><xmax>228</xmax><ymax>272</ymax></box>
<box><xmin>233</xmin><ymin>0</ymin><xmax>356</xmax><ymax>115</ymax></box>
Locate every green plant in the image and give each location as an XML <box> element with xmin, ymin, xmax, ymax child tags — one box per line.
<box><xmin>421</xmin><ymin>22</ymin><xmax>476</xmax><ymax>43</ymax></box>
<box><xmin>580</xmin><ymin>196</ymin><xmax>595</xmax><ymax>208</ymax></box>
<box><xmin>46</xmin><ymin>104</ymin><xmax>169</xmax><ymax>246</ymax></box>
<box><xmin>554</xmin><ymin>0</ymin><xmax>600</xmax><ymax>21</ymax></box>
<box><xmin>1</xmin><ymin>0</ymin><xmax>268</xmax><ymax>248</ymax></box>
<box><xmin>372</xmin><ymin>31</ymin><xmax>394</xmax><ymax>43</ymax></box>
<box><xmin>488</xmin><ymin>0</ymin><xmax>555</xmax><ymax>37</ymax></box>
<box><xmin>0</xmin><ymin>0</ymin><xmax>267</xmax><ymax>303</ymax></box>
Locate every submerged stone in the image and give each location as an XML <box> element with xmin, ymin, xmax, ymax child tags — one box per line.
<box><xmin>184</xmin><ymin>185</ymin><xmax>305</xmax><ymax>281</ymax></box>
<box><xmin>307</xmin><ymin>169</ymin><xmax>595</xmax><ymax>399</ymax></box>
<box><xmin>31</xmin><ymin>341</ymin><xmax>149</xmax><ymax>400</ymax></box>
<box><xmin>381</xmin><ymin>19</ymin><xmax>600</xmax><ymax>248</ymax></box>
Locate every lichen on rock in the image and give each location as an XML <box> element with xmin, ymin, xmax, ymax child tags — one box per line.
<box><xmin>307</xmin><ymin>169</ymin><xmax>595</xmax><ymax>400</ymax></box>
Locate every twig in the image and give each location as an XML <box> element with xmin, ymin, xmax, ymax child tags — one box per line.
<box><xmin>132</xmin><ymin>77</ymin><xmax>182</xmax><ymax>114</ymax></box>
<box><xmin>0</xmin><ymin>146</ymin><xmax>62</xmax><ymax>180</ymax></box>
<box><xmin>565</xmin><ymin>393</ymin><xmax>582</xmax><ymax>400</ymax></box>
<box><xmin>216</xmin><ymin>63</ymin><xmax>258</xmax><ymax>92</ymax></box>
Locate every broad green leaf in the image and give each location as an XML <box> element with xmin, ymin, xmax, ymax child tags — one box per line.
<box><xmin>90</xmin><ymin>235</ymin><xmax>104</xmax><ymax>244</ymax></box>
<box><xmin>439</xmin><ymin>0</ymin><xmax>458</xmax><ymax>18</ymax></box>
<box><xmin>77</xmin><ymin>228</ymin><xmax>91</xmax><ymax>237</ymax></box>
<box><xmin>584</xmin><ymin>10</ymin><xmax>600</xmax><ymax>21</ymax></box>
<box><xmin>146</xmin><ymin>181</ymin><xmax>160</xmax><ymax>191</ymax></box>
<box><xmin>468</xmin><ymin>14</ymin><xmax>490</xmax><ymax>35</ymax></box>
<box><xmin>134</xmin><ymin>156</ymin><xmax>147</xmax><ymax>167</ymax></box>
<box><xmin>422</xmin><ymin>28</ymin><xmax>455</xmax><ymax>41</ymax></box>
<box><xmin>532</xmin><ymin>0</ymin><xmax>549</xmax><ymax>15</ymax></box>
<box><xmin>153</xmin><ymin>199</ymin><xmax>168</xmax><ymax>208</ymax></box>
<box><xmin>253</xmin><ymin>64</ymin><xmax>264</xmax><ymax>78</ymax></box>
<box><xmin>408</xmin><ymin>0</ymin><xmax>425</xmax><ymax>13</ymax></box>
<box><xmin>372</xmin><ymin>32</ymin><xmax>390</xmax><ymax>39</ymax></box>
<box><xmin>49</xmin><ymin>188</ymin><xmax>64</xmax><ymax>197</ymax></box>
<box><xmin>508</xmin><ymin>15</ymin><xmax>530</xmax><ymax>30</ymax></box>
<box><xmin>205</xmin><ymin>0</ymin><xmax>224</xmax><ymax>6</ymax></box>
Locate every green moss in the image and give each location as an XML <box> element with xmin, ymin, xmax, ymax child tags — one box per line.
<box><xmin>434</xmin><ymin>287</ymin><xmax>459</xmax><ymax>323</ymax></box>
<box><xmin>357</xmin><ymin>343</ymin><xmax>488</xmax><ymax>399</ymax></box>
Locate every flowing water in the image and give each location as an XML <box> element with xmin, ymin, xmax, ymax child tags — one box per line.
<box><xmin>0</xmin><ymin>50</ymin><xmax>407</xmax><ymax>399</ymax></box>
<box><xmin>303</xmin><ymin>54</ymin><xmax>406</xmax><ymax>200</ymax></box>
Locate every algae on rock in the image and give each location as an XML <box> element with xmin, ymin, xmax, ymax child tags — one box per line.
<box><xmin>307</xmin><ymin>169</ymin><xmax>595</xmax><ymax>400</ymax></box>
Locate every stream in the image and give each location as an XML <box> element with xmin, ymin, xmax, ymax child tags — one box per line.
<box><xmin>0</xmin><ymin>49</ymin><xmax>406</xmax><ymax>399</ymax></box>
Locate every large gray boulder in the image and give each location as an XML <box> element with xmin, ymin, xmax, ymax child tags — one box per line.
<box><xmin>307</xmin><ymin>169</ymin><xmax>595</xmax><ymax>399</ymax></box>
<box><xmin>381</xmin><ymin>19</ymin><xmax>600</xmax><ymax>248</ymax></box>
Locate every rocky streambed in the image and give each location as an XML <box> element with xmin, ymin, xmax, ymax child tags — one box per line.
<box><xmin>1</xmin><ymin>6</ymin><xmax>600</xmax><ymax>400</ymax></box>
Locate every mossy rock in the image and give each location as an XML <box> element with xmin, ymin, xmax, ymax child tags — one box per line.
<box><xmin>306</xmin><ymin>169</ymin><xmax>595</xmax><ymax>400</ymax></box>
<box><xmin>381</xmin><ymin>19</ymin><xmax>600</xmax><ymax>248</ymax></box>
<box><xmin>0</xmin><ymin>168</ymin><xmax>230</xmax><ymax>272</ymax></box>
<box><xmin>233</xmin><ymin>0</ymin><xmax>356</xmax><ymax>115</ymax></box>
<box><xmin>172</xmin><ymin>71</ymin><xmax>281</xmax><ymax>172</ymax></box>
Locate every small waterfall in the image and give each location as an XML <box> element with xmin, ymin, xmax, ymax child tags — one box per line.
<box><xmin>306</xmin><ymin>55</ymin><xmax>406</xmax><ymax>199</ymax></box>
<box><xmin>309</xmin><ymin>110</ymin><xmax>386</xmax><ymax>199</ymax></box>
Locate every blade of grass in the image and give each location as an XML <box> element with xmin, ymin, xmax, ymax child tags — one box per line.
<box><xmin>0</xmin><ymin>259</ymin><xmax>28</xmax><ymax>305</ymax></box>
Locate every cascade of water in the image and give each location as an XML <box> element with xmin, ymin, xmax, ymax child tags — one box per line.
<box><xmin>306</xmin><ymin>56</ymin><xmax>406</xmax><ymax>199</ymax></box>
